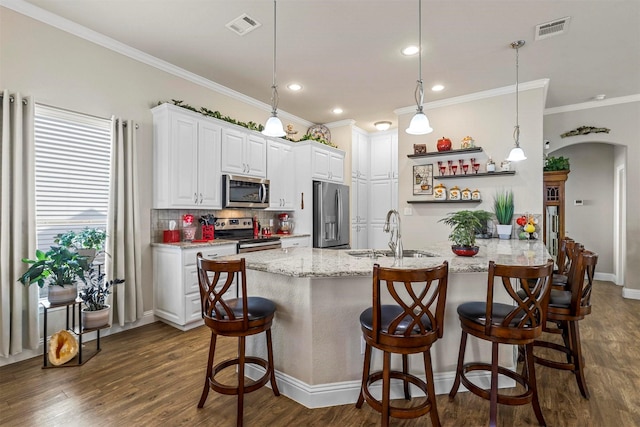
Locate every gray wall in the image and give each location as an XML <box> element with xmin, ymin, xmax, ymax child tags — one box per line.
<box><xmin>550</xmin><ymin>143</ymin><xmax>614</xmax><ymax>274</ymax></box>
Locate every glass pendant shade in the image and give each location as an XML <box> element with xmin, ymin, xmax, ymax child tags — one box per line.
<box><xmin>406</xmin><ymin>111</ymin><xmax>433</xmax><ymax>135</ymax></box>
<box><xmin>262</xmin><ymin>114</ymin><xmax>286</xmax><ymax>137</ymax></box>
<box><xmin>506</xmin><ymin>146</ymin><xmax>527</xmax><ymax>161</ymax></box>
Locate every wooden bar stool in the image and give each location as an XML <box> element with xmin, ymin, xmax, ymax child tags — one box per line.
<box><xmin>553</xmin><ymin>238</ymin><xmax>580</xmax><ymax>287</ymax></box>
<box><xmin>533</xmin><ymin>249</ymin><xmax>598</xmax><ymax>398</ymax></box>
<box><xmin>356</xmin><ymin>262</ymin><xmax>449</xmax><ymax>427</ymax></box>
<box><xmin>196</xmin><ymin>254</ymin><xmax>279</xmax><ymax>427</ymax></box>
<box><xmin>449</xmin><ymin>260</ymin><xmax>554</xmax><ymax>427</ymax></box>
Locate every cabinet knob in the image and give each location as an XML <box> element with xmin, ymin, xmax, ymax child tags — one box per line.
<box><xmin>199</xmin><ymin>193</ymin><xmax>203</xmax><ymax>204</ymax></box>
<box><xmin>194</xmin><ymin>193</ymin><xmax>198</xmax><ymax>203</ymax></box>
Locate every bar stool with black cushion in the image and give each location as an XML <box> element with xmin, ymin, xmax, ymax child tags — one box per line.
<box><xmin>448</xmin><ymin>260</ymin><xmax>554</xmax><ymax>427</ymax></box>
<box><xmin>196</xmin><ymin>254</ymin><xmax>279</xmax><ymax>427</ymax></box>
<box><xmin>355</xmin><ymin>261</ymin><xmax>449</xmax><ymax>427</ymax></box>
<box><xmin>553</xmin><ymin>238</ymin><xmax>580</xmax><ymax>288</ymax></box>
<box><xmin>533</xmin><ymin>250</ymin><xmax>598</xmax><ymax>399</ymax></box>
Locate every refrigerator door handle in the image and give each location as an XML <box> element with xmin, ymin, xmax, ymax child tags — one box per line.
<box><xmin>336</xmin><ymin>188</ymin><xmax>342</xmax><ymax>241</ymax></box>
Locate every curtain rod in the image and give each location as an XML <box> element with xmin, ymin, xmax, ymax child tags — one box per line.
<box><xmin>0</xmin><ymin>94</ymin><xmax>28</xmax><ymax>105</ymax></box>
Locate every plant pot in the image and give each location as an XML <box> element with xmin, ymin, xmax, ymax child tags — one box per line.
<box><xmin>451</xmin><ymin>245</ymin><xmax>479</xmax><ymax>257</ymax></box>
<box><xmin>77</xmin><ymin>248</ymin><xmax>97</xmax><ymax>264</ymax></box>
<box><xmin>48</xmin><ymin>283</ymin><xmax>78</xmax><ymax>305</ymax></box>
<box><xmin>496</xmin><ymin>224</ymin><xmax>513</xmax><ymax>240</ymax></box>
<box><xmin>82</xmin><ymin>305</ymin><xmax>110</xmax><ymax>330</ymax></box>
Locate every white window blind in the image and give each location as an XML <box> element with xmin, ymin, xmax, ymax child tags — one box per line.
<box><xmin>34</xmin><ymin>104</ymin><xmax>112</xmax><ymax>250</ymax></box>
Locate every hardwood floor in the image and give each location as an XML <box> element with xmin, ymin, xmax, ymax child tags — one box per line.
<box><xmin>1</xmin><ymin>280</ymin><xmax>639</xmax><ymax>426</ymax></box>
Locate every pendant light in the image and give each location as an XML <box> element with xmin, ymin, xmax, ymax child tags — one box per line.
<box><xmin>406</xmin><ymin>0</ymin><xmax>433</xmax><ymax>135</ymax></box>
<box><xmin>262</xmin><ymin>0</ymin><xmax>286</xmax><ymax>137</ymax></box>
<box><xmin>506</xmin><ymin>40</ymin><xmax>527</xmax><ymax>161</ymax></box>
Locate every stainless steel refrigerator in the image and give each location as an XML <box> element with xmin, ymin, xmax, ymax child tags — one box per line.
<box><xmin>313</xmin><ymin>180</ymin><xmax>350</xmax><ymax>249</ymax></box>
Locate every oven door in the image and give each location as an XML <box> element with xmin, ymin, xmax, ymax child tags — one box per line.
<box><xmin>238</xmin><ymin>240</ymin><xmax>282</xmax><ymax>253</ymax></box>
<box><xmin>223</xmin><ymin>175</ymin><xmax>269</xmax><ymax>208</ymax></box>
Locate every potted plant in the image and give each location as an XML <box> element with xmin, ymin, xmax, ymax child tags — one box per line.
<box><xmin>19</xmin><ymin>246</ymin><xmax>90</xmax><ymax>304</ymax></box>
<box><xmin>493</xmin><ymin>189</ymin><xmax>514</xmax><ymax>239</ymax></box>
<box><xmin>439</xmin><ymin>210</ymin><xmax>483</xmax><ymax>256</ymax></box>
<box><xmin>79</xmin><ymin>266</ymin><xmax>124</xmax><ymax>329</ymax></box>
<box><xmin>472</xmin><ymin>209</ymin><xmax>493</xmax><ymax>238</ymax></box>
<box><xmin>543</xmin><ymin>156</ymin><xmax>570</xmax><ymax>171</ymax></box>
<box><xmin>55</xmin><ymin>227</ymin><xmax>107</xmax><ymax>263</ymax></box>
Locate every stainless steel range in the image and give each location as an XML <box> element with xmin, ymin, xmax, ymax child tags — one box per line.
<box><xmin>214</xmin><ymin>217</ymin><xmax>281</xmax><ymax>253</ymax></box>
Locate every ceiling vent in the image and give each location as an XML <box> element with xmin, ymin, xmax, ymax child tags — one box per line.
<box><xmin>226</xmin><ymin>14</ymin><xmax>261</xmax><ymax>36</ymax></box>
<box><xmin>535</xmin><ymin>16</ymin><xmax>571</xmax><ymax>40</ymax></box>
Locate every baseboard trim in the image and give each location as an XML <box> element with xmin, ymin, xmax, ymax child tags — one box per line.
<box><xmin>594</xmin><ymin>272</ymin><xmax>615</xmax><ymax>283</ymax></box>
<box><xmin>622</xmin><ymin>287</ymin><xmax>640</xmax><ymax>300</ymax></box>
<box><xmin>0</xmin><ymin>310</ymin><xmax>157</xmax><ymax>367</ymax></box>
<box><xmin>245</xmin><ymin>365</ymin><xmax>515</xmax><ymax>409</ymax></box>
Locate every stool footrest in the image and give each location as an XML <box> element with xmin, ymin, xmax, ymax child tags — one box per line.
<box><xmin>209</xmin><ymin>356</ymin><xmax>271</xmax><ymax>396</ymax></box>
<box><xmin>460</xmin><ymin>362</ymin><xmax>534</xmax><ymax>406</ymax></box>
<box><xmin>361</xmin><ymin>370</ymin><xmax>433</xmax><ymax>419</ymax></box>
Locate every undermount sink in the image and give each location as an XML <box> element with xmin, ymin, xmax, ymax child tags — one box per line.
<box><xmin>347</xmin><ymin>249</ymin><xmax>436</xmax><ymax>259</ymax></box>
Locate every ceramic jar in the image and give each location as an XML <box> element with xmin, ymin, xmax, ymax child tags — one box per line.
<box><xmin>461</xmin><ymin>136</ymin><xmax>475</xmax><ymax>149</ymax></box>
<box><xmin>434</xmin><ymin>183</ymin><xmax>447</xmax><ymax>200</ymax></box>
<box><xmin>486</xmin><ymin>158</ymin><xmax>496</xmax><ymax>172</ymax></box>
<box><xmin>501</xmin><ymin>160</ymin><xmax>511</xmax><ymax>171</ymax></box>
<box><xmin>461</xmin><ymin>188</ymin><xmax>472</xmax><ymax>200</ymax></box>
<box><xmin>437</xmin><ymin>137</ymin><xmax>452</xmax><ymax>152</ymax></box>
<box><xmin>472</xmin><ymin>189</ymin><xmax>481</xmax><ymax>200</ymax></box>
<box><xmin>449</xmin><ymin>186</ymin><xmax>461</xmax><ymax>200</ymax></box>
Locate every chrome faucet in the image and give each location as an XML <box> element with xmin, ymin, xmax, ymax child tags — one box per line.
<box><xmin>384</xmin><ymin>209</ymin><xmax>403</xmax><ymax>263</ymax></box>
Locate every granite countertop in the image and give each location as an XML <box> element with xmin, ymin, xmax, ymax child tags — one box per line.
<box><xmin>219</xmin><ymin>239</ymin><xmax>552</xmax><ymax>278</ymax></box>
<box><xmin>151</xmin><ymin>233</ymin><xmax>311</xmax><ymax>249</ymax></box>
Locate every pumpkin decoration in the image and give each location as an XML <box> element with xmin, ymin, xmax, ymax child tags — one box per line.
<box><xmin>48</xmin><ymin>330</ymin><xmax>78</xmax><ymax>366</ymax></box>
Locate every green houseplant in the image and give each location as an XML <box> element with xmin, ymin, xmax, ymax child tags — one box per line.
<box><xmin>543</xmin><ymin>156</ymin><xmax>570</xmax><ymax>171</ymax></box>
<box><xmin>79</xmin><ymin>266</ymin><xmax>124</xmax><ymax>329</ymax></box>
<box><xmin>493</xmin><ymin>189</ymin><xmax>515</xmax><ymax>239</ymax></box>
<box><xmin>439</xmin><ymin>210</ymin><xmax>483</xmax><ymax>256</ymax></box>
<box><xmin>19</xmin><ymin>246</ymin><xmax>90</xmax><ymax>304</ymax></box>
<box><xmin>55</xmin><ymin>227</ymin><xmax>107</xmax><ymax>263</ymax></box>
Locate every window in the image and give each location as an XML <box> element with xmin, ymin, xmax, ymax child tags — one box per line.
<box><xmin>34</xmin><ymin>105</ymin><xmax>112</xmax><ymax>296</ymax></box>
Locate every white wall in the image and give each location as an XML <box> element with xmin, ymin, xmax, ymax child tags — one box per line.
<box><xmin>544</xmin><ymin>100</ymin><xmax>640</xmax><ymax>293</ymax></box>
<box><xmin>397</xmin><ymin>84</ymin><xmax>546</xmax><ymax>249</ymax></box>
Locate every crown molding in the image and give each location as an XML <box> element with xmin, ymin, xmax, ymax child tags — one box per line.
<box><xmin>324</xmin><ymin>119</ymin><xmax>356</xmax><ymax>129</ymax></box>
<box><xmin>394</xmin><ymin>79</ymin><xmax>550</xmax><ymax>116</ymax></box>
<box><xmin>1</xmin><ymin>0</ymin><xmax>313</xmax><ymax>127</ymax></box>
<box><xmin>544</xmin><ymin>94</ymin><xmax>640</xmax><ymax>115</ymax></box>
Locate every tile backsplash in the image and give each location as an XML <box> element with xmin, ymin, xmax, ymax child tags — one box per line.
<box><xmin>151</xmin><ymin>209</ymin><xmax>288</xmax><ymax>242</ymax></box>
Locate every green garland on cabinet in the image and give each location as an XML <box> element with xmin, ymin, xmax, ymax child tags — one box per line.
<box><xmin>157</xmin><ymin>100</ymin><xmax>337</xmax><ymax>148</ymax></box>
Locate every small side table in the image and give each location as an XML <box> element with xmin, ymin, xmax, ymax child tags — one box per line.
<box><xmin>41</xmin><ymin>298</ymin><xmax>109</xmax><ymax>368</ymax></box>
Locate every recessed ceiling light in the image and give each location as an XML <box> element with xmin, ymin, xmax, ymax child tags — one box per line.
<box><xmin>332</xmin><ymin>107</ymin><xmax>343</xmax><ymax>114</ymax></box>
<box><xmin>431</xmin><ymin>84</ymin><xmax>445</xmax><ymax>92</ymax></box>
<box><xmin>374</xmin><ymin>121</ymin><xmax>392</xmax><ymax>131</ymax></box>
<box><xmin>401</xmin><ymin>45</ymin><xmax>419</xmax><ymax>56</ymax></box>
<box><xmin>594</xmin><ymin>94</ymin><xmax>606</xmax><ymax>101</ymax></box>
<box><xmin>287</xmin><ymin>83</ymin><xmax>302</xmax><ymax>91</ymax></box>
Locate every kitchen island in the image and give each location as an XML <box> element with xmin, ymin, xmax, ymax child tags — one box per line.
<box><xmin>218</xmin><ymin>239</ymin><xmax>551</xmax><ymax>408</ymax></box>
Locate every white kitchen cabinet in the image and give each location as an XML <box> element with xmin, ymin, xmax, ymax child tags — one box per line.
<box><xmin>370</xmin><ymin>132</ymin><xmax>398</xmax><ymax>180</ymax></box>
<box><xmin>267</xmin><ymin>139</ymin><xmax>295</xmax><ymax>210</ymax></box>
<box><xmin>369</xmin><ymin>223</ymin><xmax>390</xmax><ymax>250</ymax></box>
<box><xmin>311</xmin><ymin>145</ymin><xmax>345</xmax><ymax>183</ymax></box>
<box><xmin>221</xmin><ymin>128</ymin><xmax>267</xmax><ymax>178</ymax></box>
<box><xmin>352</xmin><ymin>130</ymin><xmax>369</xmax><ymax>179</ymax></box>
<box><xmin>153</xmin><ymin>243</ymin><xmax>237</xmax><ymax>330</ymax></box>
<box><xmin>351</xmin><ymin>223</ymin><xmax>368</xmax><ymax>250</ymax></box>
<box><xmin>281</xmin><ymin>236</ymin><xmax>310</xmax><ymax>248</ymax></box>
<box><xmin>151</xmin><ymin>103</ymin><xmax>222</xmax><ymax>209</ymax></box>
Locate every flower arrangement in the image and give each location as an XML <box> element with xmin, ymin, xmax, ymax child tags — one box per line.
<box><xmin>516</xmin><ymin>214</ymin><xmax>540</xmax><ymax>240</ymax></box>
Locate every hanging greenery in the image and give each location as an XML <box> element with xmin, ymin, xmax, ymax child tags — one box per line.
<box><xmin>157</xmin><ymin>100</ymin><xmax>338</xmax><ymax>148</ymax></box>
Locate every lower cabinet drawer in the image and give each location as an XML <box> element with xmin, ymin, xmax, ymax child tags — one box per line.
<box><xmin>185</xmin><ymin>292</ymin><xmax>203</xmax><ymax>324</ymax></box>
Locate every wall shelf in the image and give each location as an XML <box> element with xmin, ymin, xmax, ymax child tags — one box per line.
<box><xmin>407</xmin><ymin>147</ymin><xmax>482</xmax><ymax>159</ymax></box>
<box><xmin>407</xmin><ymin>199</ymin><xmax>482</xmax><ymax>204</ymax></box>
<box><xmin>435</xmin><ymin>171</ymin><xmax>516</xmax><ymax>179</ymax></box>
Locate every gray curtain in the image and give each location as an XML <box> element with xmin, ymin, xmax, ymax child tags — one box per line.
<box><xmin>0</xmin><ymin>90</ymin><xmax>38</xmax><ymax>357</ymax></box>
<box><xmin>105</xmin><ymin>118</ymin><xmax>143</xmax><ymax>326</ymax></box>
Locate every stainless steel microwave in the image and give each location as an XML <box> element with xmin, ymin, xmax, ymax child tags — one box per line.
<box><xmin>223</xmin><ymin>175</ymin><xmax>270</xmax><ymax>208</ymax></box>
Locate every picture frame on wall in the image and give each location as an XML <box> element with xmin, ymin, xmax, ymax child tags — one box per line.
<box><xmin>413</xmin><ymin>164</ymin><xmax>433</xmax><ymax>195</ymax></box>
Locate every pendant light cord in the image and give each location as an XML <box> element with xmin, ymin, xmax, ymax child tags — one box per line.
<box><xmin>513</xmin><ymin>42</ymin><xmax>520</xmax><ymax>145</ymax></box>
<box><xmin>271</xmin><ymin>0</ymin><xmax>279</xmax><ymax>115</ymax></box>
<box><xmin>414</xmin><ymin>0</ymin><xmax>424</xmax><ymax>113</ymax></box>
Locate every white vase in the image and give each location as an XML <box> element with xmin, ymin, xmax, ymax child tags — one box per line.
<box><xmin>82</xmin><ymin>305</ymin><xmax>110</xmax><ymax>330</ymax></box>
<box><xmin>496</xmin><ymin>224</ymin><xmax>513</xmax><ymax>240</ymax></box>
<box><xmin>48</xmin><ymin>283</ymin><xmax>78</xmax><ymax>305</ymax></box>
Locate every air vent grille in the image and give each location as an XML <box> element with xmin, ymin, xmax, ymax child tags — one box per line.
<box><xmin>535</xmin><ymin>16</ymin><xmax>571</xmax><ymax>40</ymax></box>
<box><xmin>226</xmin><ymin>14</ymin><xmax>261</xmax><ymax>36</ymax></box>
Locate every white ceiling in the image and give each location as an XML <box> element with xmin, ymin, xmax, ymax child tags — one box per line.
<box><xmin>12</xmin><ymin>0</ymin><xmax>640</xmax><ymax>132</ymax></box>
